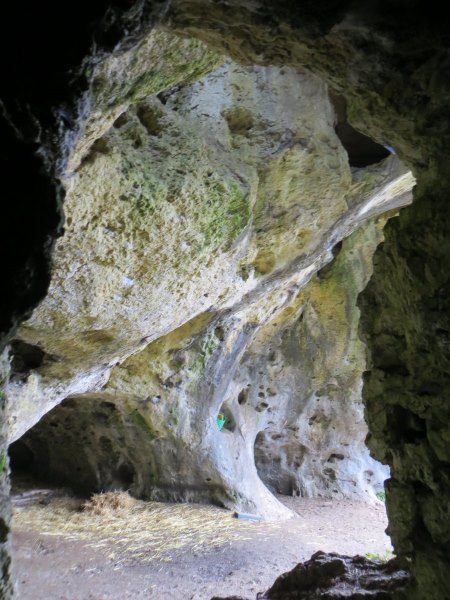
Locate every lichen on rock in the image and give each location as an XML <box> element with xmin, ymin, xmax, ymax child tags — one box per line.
<box><xmin>6</xmin><ymin>55</ymin><xmax>414</xmax><ymax>520</ymax></box>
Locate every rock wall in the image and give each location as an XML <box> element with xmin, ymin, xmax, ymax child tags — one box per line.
<box><xmin>6</xmin><ymin>57</ymin><xmax>413</xmax><ymax>519</ymax></box>
<box><xmin>10</xmin><ymin>219</ymin><xmax>392</xmax><ymax>519</ymax></box>
<box><xmin>163</xmin><ymin>5</ymin><xmax>450</xmax><ymax>596</ymax></box>
<box><xmin>212</xmin><ymin>551</ymin><xmax>410</xmax><ymax>600</ymax></box>
<box><xmin>250</xmin><ymin>222</ymin><xmax>389</xmax><ymax>500</ymax></box>
<box><xmin>2</xmin><ymin>1</ymin><xmax>450</xmax><ymax>598</ymax></box>
<box><xmin>0</xmin><ymin>353</ymin><xmax>12</xmax><ymax>600</ymax></box>
<box><xmin>260</xmin><ymin>551</ymin><xmax>410</xmax><ymax>600</ymax></box>
<box><xmin>359</xmin><ymin>175</ymin><xmax>450</xmax><ymax>600</ymax></box>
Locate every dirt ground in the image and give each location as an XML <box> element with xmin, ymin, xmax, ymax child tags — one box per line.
<box><xmin>11</xmin><ymin>490</ymin><xmax>392</xmax><ymax>600</ymax></box>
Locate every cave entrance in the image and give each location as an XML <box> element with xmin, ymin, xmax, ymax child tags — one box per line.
<box><xmin>4</xmin><ymin>27</ymin><xmax>411</xmax><ymax>599</ymax></box>
<box><xmin>11</xmin><ymin>411</ymin><xmax>393</xmax><ymax>600</ymax></box>
<box><xmin>8</xmin><ymin>396</ymin><xmax>137</xmax><ymax>499</ymax></box>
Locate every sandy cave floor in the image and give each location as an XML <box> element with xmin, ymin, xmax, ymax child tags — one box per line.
<box><xmin>11</xmin><ymin>488</ymin><xmax>392</xmax><ymax>600</ymax></box>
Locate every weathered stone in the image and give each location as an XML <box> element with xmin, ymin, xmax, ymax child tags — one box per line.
<box><xmin>0</xmin><ymin>352</ymin><xmax>13</xmax><ymax>600</ymax></box>
<box><xmin>209</xmin><ymin>552</ymin><xmax>410</xmax><ymax>600</ymax></box>
<box><xmin>3</xmin><ymin>1</ymin><xmax>450</xmax><ymax>598</ymax></box>
<box><xmin>251</xmin><ymin>221</ymin><xmax>389</xmax><ymax>501</ymax></box>
<box><xmin>5</xmin><ymin>59</ymin><xmax>413</xmax><ymax>519</ymax></box>
<box><xmin>359</xmin><ymin>175</ymin><xmax>450</xmax><ymax>599</ymax></box>
<box><xmin>261</xmin><ymin>551</ymin><xmax>409</xmax><ymax>599</ymax></box>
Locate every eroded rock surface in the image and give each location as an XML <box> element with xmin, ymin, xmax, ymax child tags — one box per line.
<box><xmin>6</xmin><ymin>56</ymin><xmax>413</xmax><ymax>518</ymax></box>
<box><xmin>212</xmin><ymin>551</ymin><xmax>410</xmax><ymax>600</ymax></box>
<box><xmin>250</xmin><ymin>223</ymin><xmax>389</xmax><ymax>500</ymax></box>
<box><xmin>359</xmin><ymin>176</ymin><xmax>450</xmax><ymax>600</ymax></box>
<box><xmin>2</xmin><ymin>2</ymin><xmax>450</xmax><ymax>599</ymax></box>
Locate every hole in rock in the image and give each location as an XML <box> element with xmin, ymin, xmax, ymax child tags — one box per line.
<box><xmin>8</xmin><ymin>397</ymin><xmax>137</xmax><ymax>497</ymax></box>
<box><xmin>9</xmin><ymin>440</ymin><xmax>35</xmax><ymax>473</ymax></box>
<box><xmin>222</xmin><ymin>106</ymin><xmax>255</xmax><ymax>136</ymax></box>
<box><xmin>7</xmin><ymin>48</ymin><xmax>404</xmax><ymax>600</ymax></box>
<box><xmin>330</xmin><ymin>93</ymin><xmax>391</xmax><ymax>167</ymax></box>
<box><xmin>8</xmin><ymin>339</ymin><xmax>58</xmax><ymax>381</ymax></box>
<box><xmin>136</xmin><ymin>103</ymin><xmax>165</xmax><ymax>136</ymax></box>
<box><xmin>217</xmin><ymin>403</ymin><xmax>236</xmax><ymax>432</ymax></box>
<box><xmin>237</xmin><ymin>387</ymin><xmax>249</xmax><ymax>405</ymax></box>
<box><xmin>317</xmin><ymin>240</ymin><xmax>343</xmax><ymax>280</ymax></box>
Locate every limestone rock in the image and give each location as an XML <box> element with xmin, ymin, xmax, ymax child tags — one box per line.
<box><xmin>359</xmin><ymin>175</ymin><xmax>450</xmax><ymax>599</ymax></box>
<box><xmin>6</xmin><ymin>57</ymin><xmax>414</xmax><ymax>519</ymax></box>
<box><xmin>250</xmin><ymin>222</ymin><xmax>390</xmax><ymax>501</ymax></box>
<box><xmin>6</xmin><ymin>62</ymin><xmax>347</xmax><ymax>441</ymax></box>
<box><xmin>6</xmin><ymin>61</ymin><xmax>413</xmax><ymax>442</ymax></box>
<box><xmin>210</xmin><ymin>552</ymin><xmax>409</xmax><ymax>600</ymax></box>
<box><xmin>261</xmin><ymin>551</ymin><xmax>409</xmax><ymax>599</ymax></box>
<box><xmin>2</xmin><ymin>2</ymin><xmax>450</xmax><ymax>599</ymax></box>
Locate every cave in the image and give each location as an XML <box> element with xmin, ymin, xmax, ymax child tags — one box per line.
<box><xmin>1</xmin><ymin>2</ymin><xmax>450</xmax><ymax>600</ymax></box>
<box><xmin>8</xmin><ymin>397</ymin><xmax>138</xmax><ymax>496</ymax></box>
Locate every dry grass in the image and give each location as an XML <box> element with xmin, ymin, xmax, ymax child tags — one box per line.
<box><xmin>81</xmin><ymin>491</ymin><xmax>137</xmax><ymax>515</ymax></box>
<box><xmin>13</xmin><ymin>491</ymin><xmax>270</xmax><ymax>565</ymax></box>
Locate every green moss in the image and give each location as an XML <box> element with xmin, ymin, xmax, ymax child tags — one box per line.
<box><xmin>122</xmin><ymin>162</ymin><xmax>168</xmax><ymax>216</ymax></box>
<box><xmin>118</xmin><ymin>127</ymin><xmax>251</xmax><ymax>252</ymax></box>
<box><xmin>130</xmin><ymin>410</ymin><xmax>157</xmax><ymax>440</ymax></box>
<box><xmin>128</xmin><ymin>52</ymin><xmax>223</xmax><ymax>105</ymax></box>
<box><xmin>94</xmin><ymin>33</ymin><xmax>224</xmax><ymax>110</ymax></box>
<box><xmin>366</xmin><ymin>550</ymin><xmax>394</xmax><ymax>562</ymax></box>
<box><xmin>190</xmin><ymin>329</ymin><xmax>221</xmax><ymax>377</ymax></box>
<box><xmin>199</xmin><ymin>178</ymin><xmax>251</xmax><ymax>252</ymax></box>
<box><xmin>0</xmin><ymin>452</ymin><xmax>6</xmax><ymax>474</ymax></box>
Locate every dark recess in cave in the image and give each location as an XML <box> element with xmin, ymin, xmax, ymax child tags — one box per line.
<box><xmin>254</xmin><ymin>431</ymin><xmax>299</xmax><ymax>496</ymax></box>
<box><xmin>8</xmin><ymin>339</ymin><xmax>58</xmax><ymax>381</ymax></box>
<box><xmin>317</xmin><ymin>240</ymin><xmax>343</xmax><ymax>280</ymax></box>
<box><xmin>8</xmin><ymin>397</ymin><xmax>137</xmax><ymax>497</ymax></box>
<box><xmin>330</xmin><ymin>93</ymin><xmax>390</xmax><ymax>168</ymax></box>
<box><xmin>217</xmin><ymin>403</ymin><xmax>236</xmax><ymax>432</ymax></box>
<box><xmin>8</xmin><ymin>441</ymin><xmax>35</xmax><ymax>473</ymax></box>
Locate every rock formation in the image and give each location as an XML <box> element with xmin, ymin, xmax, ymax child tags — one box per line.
<box><xmin>5</xmin><ymin>55</ymin><xmax>412</xmax><ymax>520</ymax></box>
<box><xmin>2</xmin><ymin>1</ymin><xmax>450</xmax><ymax>599</ymax></box>
<box><xmin>212</xmin><ymin>551</ymin><xmax>410</xmax><ymax>599</ymax></box>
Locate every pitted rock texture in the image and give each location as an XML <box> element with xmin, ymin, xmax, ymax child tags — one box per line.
<box><xmin>228</xmin><ymin>551</ymin><xmax>409</xmax><ymax>599</ymax></box>
<box><xmin>8</xmin><ymin>215</ymin><xmax>409</xmax><ymax>519</ymax></box>
<box><xmin>167</xmin><ymin>1</ymin><xmax>450</xmax><ymax>173</ymax></box>
<box><xmin>3</xmin><ymin>2</ymin><xmax>450</xmax><ymax>599</ymax></box>
<box><xmin>5</xmin><ymin>55</ymin><xmax>414</xmax><ymax>519</ymax></box>
<box><xmin>249</xmin><ymin>223</ymin><xmax>389</xmax><ymax>500</ymax></box>
<box><xmin>6</xmin><ymin>60</ymin><xmax>413</xmax><ymax>441</ymax></box>
<box><xmin>359</xmin><ymin>177</ymin><xmax>450</xmax><ymax>600</ymax></box>
<box><xmin>6</xmin><ymin>61</ymin><xmax>349</xmax><ymax>440</ymax></box>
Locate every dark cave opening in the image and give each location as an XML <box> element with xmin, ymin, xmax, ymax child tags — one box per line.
<box><xmin>8</xmin><ymin>396</ymin><xmax>137</xmax><ymax>498</ymax></box>
<box><xmin>217</xmin><ymin>402</ymin><xmax>236</xmax><ymax>432</ymax></box>
<box><xmin>8</xmin><ymin>339</ymin><xmax>59</xmax><ymax>382</ymax></box>
<box><xmin>330</xmin><ymin>93</ymin><xmax>391</xmax><ymax>168</ymax></box>
<box><xmin>254</xmin><ymin>431</ymin><xmax>305</xmax><ymax>497</ymax></box>
<box><xmin>8</xmin><ymin>440</ymin><xmax>35</xmax><ymax>474</ymax></box>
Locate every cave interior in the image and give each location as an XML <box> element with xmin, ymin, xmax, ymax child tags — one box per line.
<box><xmin>2</xmin><ymin>2</ymin><xmax>450</xmax><ymax>600</ymax></box>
